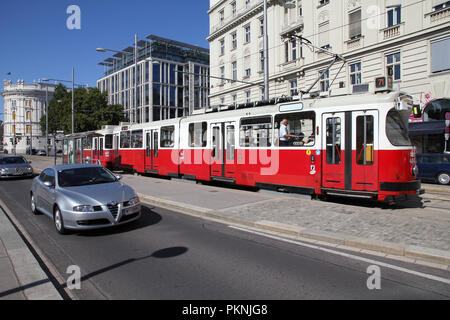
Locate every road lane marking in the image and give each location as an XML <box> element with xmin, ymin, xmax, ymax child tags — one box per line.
<box><xmin>229</xmin><ymin>226</ymin><xmax>450</xmax><ymax>285</ymax></box>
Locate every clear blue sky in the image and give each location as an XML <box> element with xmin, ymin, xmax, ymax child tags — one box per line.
<box><xmin>0</xmin><ymin>0</ymin><xmax>210</xmax><ymax>121</ymax></box>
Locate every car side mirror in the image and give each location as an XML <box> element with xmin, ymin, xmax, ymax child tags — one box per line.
<box><xmin>116</xmin><ymin>174</ymin><xmax>122</xmax><ymax>181</ymax></box>
<box><xmin>43</xmin><ymin>181</ymin><xmax>54</xmax><ymax>188</ymax></box>
<box><xmin>28</xmin><ymin>161</ymin><xmax>32</xmax><ymax>164</ymax></box>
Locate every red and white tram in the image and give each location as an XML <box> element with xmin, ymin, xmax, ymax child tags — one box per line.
<box><xmin>64</xmin><ymin>90</ymin><xmax>421</xmax><ymax>202</ymax></box>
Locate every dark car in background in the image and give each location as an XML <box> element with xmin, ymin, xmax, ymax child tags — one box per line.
<box><xmin>417</xmin><ymin>154</ymin><xmax>450</xmax><ymax>185</ymax></box>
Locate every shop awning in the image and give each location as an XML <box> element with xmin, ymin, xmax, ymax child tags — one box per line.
<box><xmin>408</xmin><ymin>121</ymin><xmax>445</xmax><ymax>136</ymax></box>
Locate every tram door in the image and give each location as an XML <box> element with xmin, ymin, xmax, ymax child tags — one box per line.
<box><xmin>210</xmin><ymin>122</ymin><xmax>237</xmax><ymax>181</ymax></box>
<box><xmin>352</xmin><ymin>111</ymin><xmax>378</xmax><ymax>192</ymax></box>
<box><xmin>322</xmin><ymin>113</ymin><xmax>346</xmax><ymax>190</ymax></box>
<box><xmin>144</xmin><ymin>129</ymin><xmax>159</xmax><ymax>174</ymax></box>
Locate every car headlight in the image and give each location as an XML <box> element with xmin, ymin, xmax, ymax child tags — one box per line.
<box><xmin>128</xmin><ymin>196</ymin><xmax>140</xmax><ymax>206</ymax></box>
<box><xmin>26</xmin><ymin>167</ymin><xmax>33</xmax><ymax>172</ymax></box>
<box><xmin>0</xmin><ymin>168</ymin><xmax>6</xmax><ymax>174</ymax></box>
<box><xmin>73</xmin><ymin>205</ymin><xmax>95</xmax><ymax>213</ymax></box>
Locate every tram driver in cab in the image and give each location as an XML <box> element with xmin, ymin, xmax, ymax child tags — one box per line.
<box><xmin>279</xmin><ymin>119</ymin><xmax>298</xmax><ymax>147</ymax></box>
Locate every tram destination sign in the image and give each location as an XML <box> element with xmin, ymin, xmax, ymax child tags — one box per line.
<box><xmin>279</xmin><ymin>102</ymin><xmax>304</xmax><ymax>113</ymax></box>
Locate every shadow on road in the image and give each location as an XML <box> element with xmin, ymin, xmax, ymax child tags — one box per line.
<box><xmin>62</xmin><ymin>246</ymin><xmax>188</xmax><ymax>288</ymax></box>
<box><xmin>76</xmin><ymin>205</ymin><xmax>162</xmax><ymax>237</ymax></box>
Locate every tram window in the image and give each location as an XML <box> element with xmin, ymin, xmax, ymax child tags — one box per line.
<box><xmin>82</xmin><ymin>137</ymin><xmax>91</xmax><ymax>150</ymax></box>
<box><xmin>161</xmin><ymin>126</ymin><xmax>175</xmax><ymax>148</ymax></box>
<box><xmin>131</xmin><ymin>130</ymin><xmax>143</xmax><ymax>149</ymax></box>
<box><xmin>356</xmin><ymin>116</ymin><xmax>374</xmax><ymax>165</ymax></box>
<box><xmin>100</xmin><ymin>138</ymin><xmax>104</xmax><ymax>155</ymax></box>
<box><xmin>105</xmin><ymin>135</ymin><xmax>113</xmax><ymax>149</ymax></box>
<box><xmin>212</xmin><ymin>127</ymin><xmax>220</xmax><ymax>160</ymax></box>
<box><xmin>326</xmin><ymin>118</ymin><xmax>342</xmax><ymax>165</ymax></box>
<box><xmin>120</xmin><ymin>131</ymin><xmax>131</xmax><ymax>149</ymax></box>
<box><xmin>386</xmin><ymin>109</ymin><xmax>411</xmax><ymax>146</ymax></box>
<box><xmin>227</xmin><ymin>125</ymin><xmax>235</xmax><ymax>161</ymax></box>
<box><xmin>274</xmin><ymin>112</ymin><xmax>315</xmax><ymax>147</ymax></box>
<box><xmin>188</xmin><ymin>122</ymin><xmax>207</xmax><ymax>148</ymax></box>
<box><xmin>240</xmin><ymin>117</ymin><xmax>272</xmax><ymax>148</ymax></box>
<box><xmin>154</xmin><ymin>132</ymin><xmax>159</xmax><ymax>157</ymax></box>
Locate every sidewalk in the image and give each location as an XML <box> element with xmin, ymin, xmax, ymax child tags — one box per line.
<box><xmin>25</xmin><ymin>155</ymin><xmax>450</xmax><ymax>269</ymax></box>
<box><xmin>0</xmin><ymin>205</ymin><xmax>62</xmax><ymax>300</ymax></box>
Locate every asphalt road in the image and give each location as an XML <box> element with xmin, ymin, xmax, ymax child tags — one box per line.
<box><xmin>0</xmin><ymin>177</ymin><xmax>449</xmax><ymax>300</ymax></box>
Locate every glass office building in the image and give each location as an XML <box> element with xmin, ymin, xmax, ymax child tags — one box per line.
<box><xmin>97</xmin><ymin>35</ymin><xmax>210</xmax><ymax>123</ymax></box>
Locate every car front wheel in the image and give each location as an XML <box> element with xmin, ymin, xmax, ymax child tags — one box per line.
<box><xmin>54</xmin><ymin>206</ymin><xmax>68</xmax><ymax>235</ymax></box>
<box><xmin>437</xmin><ymin>172</ymin><xmax>450</xmax><ymax>185</ymax></box>
<box><xmin>30</xmin><ymin>193</ymin><xmax>39</xmax><ymax>215</ymax></box>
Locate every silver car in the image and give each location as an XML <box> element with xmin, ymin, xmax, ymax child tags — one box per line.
<box><xmin>0</xmin><ymin>155</ymin><xmax>34</xmax><ymax>178</ymax></box>
<box><xmin>30</xmin><ymin>164</ymin><xmax>141</xmax><ymax>234</ymax></box>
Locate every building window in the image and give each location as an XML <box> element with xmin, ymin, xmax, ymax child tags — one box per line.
<box><xmin>220</xmin><ymin>39</ymin><xmax>225</xmax><ymax>55</ymax></box>
<box><xmin>259</xmin><ymin>18</ymin><xmax>264</xmax><ymax>36</ymax></box>
<box><xmin>431</xmin><ymin>37</ymin><xmax>450</xmax><ymax>73</ymax></box>
<box><xmin>350</xmin><ymin>62</ymin><xmax>362</xmax><ymax>85</ymax></box>
<box><xmin>319</xmin><ymin>22</ymin><xmax>330</xmax><ymax>49</ymax></box>
<box><xmin>231</xmin><ymin>1</ymin><xmax>236</xmax><ymax>16</ymax></box>
<box><xmin>260</xmin><ymin>50</ymin><xmax>265</xmax><ymax>72</ymax></box>
<box><xmin>434</xmin><ymin>1</ymin><xmax>450</xmax><ymax>10</ymax></box>
<box><xmin>387</xmin><ymin>6</ymin><xmax>401</xmax><ymax>27</ymax></box>
<box><xmin>219</xmin><ymin>9</ymin><xmax>224</xmax><ymax>23</ymax></box>
<box><xmin>232</xmin><ymin>61</ymin><xmax>237</xmax><ymax>81</ymax></box>
<box><xmin>290</xmin><ymin>79</ymin><xmax>298</xmax><ymax>96</ymax></box>
<box><xmin>245</xmin><ymin>25</ymin><xmax>251</xmax><ymax>43</ymax></box>
<box><xmin>220</xmin><ymin>66</ymin><xmax>225</xmax><ymax>84</ymax></box>
<box><xmin>319</xmin><ymin>0</ymin><xmax>329</xmax><ymax>6</ymax></box>
<box><xmin>244</xmin><ymin>55</ymin><xmax>251</xmax><ymax>78</ymax></box>
<box><xmin>245</xmin><ymin>0</ymin><xmax>251</xmax><ymax>9</ymax></box>
<box><xmin>26</xmin><ymin>111</ymin><xmax>31</xmax><ymax>121</ymax></box>
<box><xmin>246</xmin><ymin>90</ymin><xmax>251</xmax><ymax>103</ymax></box>
<box><xmin>231</xmin><ymin>32</ymin><xmax>237</xmax><ymax>50</ymax></box>
<box><xmin>386</xmin><ymin>52</ymin><xmax>401</xmax><ymax>81</ymax></box>
<box><xmin>349</xmin><ymin>9</ymin><xmax>362</xmax><ymax>40</ymax></box>
<box><xmin>232</xmin><ymin>94</ymin><xmax>237</xmax><ymax>105</ymax></box>
<box><xmin>319</xmin><ymin>70</ymin><xmax>330</xmax><ymax>92</ymax></box>
<box><xmin>26</xmin><ymin>125</ymin><xmax>31</xmax><ymax>134</ymax></box>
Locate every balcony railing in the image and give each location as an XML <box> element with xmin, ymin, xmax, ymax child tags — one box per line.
<box><xmin>381</xmin><ymin>23</ymin><xmax>402</xmax><ymax>40</ymax></box>
<box><xmin>280</xmin><ymin>16</ymin><xmax>304</xmax><ymax>36</ymax></box>
<box><xmin>425</xmin><ymin>6</ymin><xmax>450</xmax><ymax>23</ymax></box>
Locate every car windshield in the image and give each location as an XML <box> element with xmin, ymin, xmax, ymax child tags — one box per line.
<box><xmin>0</xmin><ymin>157</ymin><xmax>26</xmax><ymax>165</ymax></box>
<box><xmin>58</xmin><ymin>167</ymin><xmax>117</xmax><ymax>187</ymax></box>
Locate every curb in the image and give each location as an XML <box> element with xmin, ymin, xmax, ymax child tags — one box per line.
<box><xmin>138</xmin><ymin>193</ymin><xmax>450</xmax><ymax>270</ymax></box>
<box><xmin>0</xmin><ymin>205</ymin><xmax>63</xmax><ymax>300</ymax></box>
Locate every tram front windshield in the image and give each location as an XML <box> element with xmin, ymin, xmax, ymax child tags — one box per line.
<box><xmin>386</xmin><ymin>109</ymin><xmax>412</xmax><ymax>147</ymax></box>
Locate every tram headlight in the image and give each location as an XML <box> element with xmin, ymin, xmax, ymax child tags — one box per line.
<box><xmin>412</xmin><ymin>165</ymin><xmax>419</xmax><ymax>177</ymax></box>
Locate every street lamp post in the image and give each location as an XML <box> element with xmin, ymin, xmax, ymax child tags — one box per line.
<box><xmin>42</xmin><ymin>69</ymin><xmax>79</xmax><ymax>135</ymax></box>
<box><xmin>97</xmin><ymin>33</ymin><xmax>138</xmax><ymax>124</ymax></box>
<box><xmin>263</xmin><ymin>0</ymin><xmax>296</xmax><ymax>100</ymax></box>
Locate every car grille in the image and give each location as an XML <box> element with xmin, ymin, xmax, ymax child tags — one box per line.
<box><xmin>107</xmin><ymin>203</ymin><xmax>119</xmax><ymax>219</ymax></box>
<box><xmin>16</xmin><ymin>168</ymin><xmax>25</xmax><ymax>175</ymax></box>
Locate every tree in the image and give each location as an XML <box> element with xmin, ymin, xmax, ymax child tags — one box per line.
<box><xmin>41</xmin><ymin>84</ymin><xmax>124</xmax><ymax>135</ymax></box>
